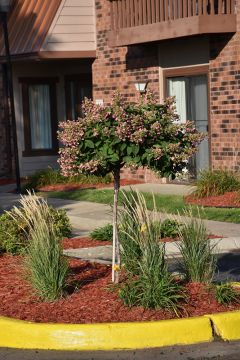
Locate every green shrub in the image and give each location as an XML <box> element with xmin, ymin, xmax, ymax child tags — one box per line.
<box><xmin>119</xmin><ymin>191</ymin><xmax>184</xmax><ymax>313</ymax></box>
<box><xmin>215</xmin><ymin>283</ymin><xmax>239</xmax><ymax>305</ymax></box>
<box><xmin>48</xmin><ymin>207</ymin><xmax>72</xmax><ymax>239</ymax></box>
<box><xmin>11</xmin><ymin>192</ymin><xmax>69</xmax><ymax>301</ymax></box>
<box><xmin>177</xmin><ymin>210</ymin><xmax>217</xmax><ymax>283</ymax></box>
<box><xmin>0</xmin><ymin>205</ymin><xmax>71</xmax><ymax>254</ymax></box>
<box><xmin>90</xmin><ymin>218</ymin><xmax>181</xmax><ymax>244</ymax></box>
<box><xmin>193</xmin><ymin>169</ymin><xmax>240</xmax><ymax>198</ymax></box>
<box><xmin>90</xmin><ymin>223</ymin><xmax>113</xmax><ymax>241</ymax></box>
<box><xmin>24</xmin><ymin>167</ymin><xmax>112</xmax><ymax>191</ymax></box>
<box><xmin>160</xmin><ymin>219</ymin><xmax>181</xmax><ymax>238</ymax></box>
<box><xmin>0</xmin><ymin>212</ymin><xmax>27</xmax><ymax>254</ymax></box>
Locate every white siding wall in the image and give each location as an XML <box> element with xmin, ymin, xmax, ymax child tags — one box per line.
<box><xmin>41</xmin><ymin>0</ymin><xmax>96</xmax><ymax>52</ymax></box>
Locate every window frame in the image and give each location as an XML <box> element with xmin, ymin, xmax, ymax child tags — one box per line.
<box><xmin>20</xmin><ymin>77</ymin><xmax>59</xmax><ymax>157</ymax></box>
<box><xmin>64</xmin><ymin>74</ymin><xmax>92</xmax><ymax>120</ymax></box>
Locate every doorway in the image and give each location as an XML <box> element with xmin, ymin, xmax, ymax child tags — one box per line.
<box><xmin>166</xmin><ymin>72</ymin><xmax>209</xmax><ymax>177</ymax></box>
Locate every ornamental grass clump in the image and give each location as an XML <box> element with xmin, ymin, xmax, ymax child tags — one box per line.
<box><xmin>215</xmin><ymin>283</ymin><xmax>240</xmax><ymax>305</ymax></box>
<box><xmin>10</xmin><ymin>192</ymin><xmax>69</xmax><ymax>301</ymax></box>
<box><xmin>193</xmin><ymin>169</ymin><xmax>240</xmax><ymax>198</ymax></box>
<box><xmin>119</xmin><ymin>191</ymin><xmax>185</xmax><ymax>313</ymax></box>
<box><xmin>177</xmin><ymin>209</ymin><xmax>217</xmax><ymax>283</ymax></box>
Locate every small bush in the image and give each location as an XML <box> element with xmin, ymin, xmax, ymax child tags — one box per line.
<box><xmin>0</xmin><ymin>205</ymin><xmax>71</xmax><ymax>254</ymax></box>
<box><xmin>49</xmin><ymin>207</ymin><xmax>72</xmax><ymax>239</ymax></box>
<box><xmin>24</xmin><ymin>167</ymin><xmax>112</xmax><ymax>191</ymax></box>
<box><xmin>119</xmin><ymin>191</ymin><xmax>185</xmax><ymax>313</ymax></box>
<box><xmin>11</xmin><ymin>192</ymin><xmax>69</xmax><ymax>301</ymax></box>
<box><xmin>193</xmin><ymin>169</ymin><xmax>240</xmax><ymax>198</ymax></box>
<box><xmin>0</xmin><ymin>212</ymin><xmax>27</xmax><ymax>254</ymax></box>
<box><xmin>177</xmin><ymin>209</ymin><xmax>217</xmax><ymax>283</ymax></box>
<box><xmin>215</xmin><ymin>283</ymin><xmax>239</xmax><ymax>305</ymax></box>
<box><xmin>90</xmin><ymin>223</ymin><xmax>113</xmax><ymax>241</ymax></box>
<box><xmin>160</xmin><ymin>219</ymin><xmax>181</xmax><ymax>238</ymax></box>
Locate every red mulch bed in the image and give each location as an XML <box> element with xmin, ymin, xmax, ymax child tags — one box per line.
<box><xmin>185</xmin><ymin>191</ymin><xmax>240</xmax><ymax>208</ymax></box>
<box><xmin>62</xmin><ymin>237</ymin><xmax>111</xmax><ymax>249</ymax></box>
<box><xmin>62</xmin><ymin>235</ymin><xmax>222</xmax><ymax>249</ymax></box>
<box><xmin>0</xmin><ymin>254</ymin><xmax>239</xmax><ymax>324</ymax></box>
<box><xmin>38</xmin><ymin>179</ymin><xmax>143</xmax><ymax>192</ymax></box>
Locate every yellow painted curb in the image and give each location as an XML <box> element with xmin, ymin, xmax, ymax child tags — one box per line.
<box><xmin>206</xmin><ymin>311</ymin><xmax>240</xmax><ymax>341</ymax></box>
<box><xmin>0</xmin><ymin>316</ymin><xmax>213</xmax><ymax>350</ymax></box>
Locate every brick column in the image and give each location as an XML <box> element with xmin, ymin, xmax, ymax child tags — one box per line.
<box><xmin>209</xmin><ymin>0</ymin><xmax>240</xmax><ymax>171</ymax></box>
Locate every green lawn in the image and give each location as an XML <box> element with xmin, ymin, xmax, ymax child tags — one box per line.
<box><xmin>42</xmin><ymin>188</ymin><xmax>240</xmax><ymax>224</ymax></box>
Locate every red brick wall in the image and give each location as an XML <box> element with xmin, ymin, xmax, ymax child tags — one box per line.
<box><xmin>92</xmin><ymin>0</ymin><xmax>160</xmax><ymax>104</ymax></box>
<box><xmin>93</xmin><ymin>0</ymin><xmax>240</xmax><ymax>178</ymax></box>
<box><xmin>209</xmin><ymin>4</ymin><xmax>240</xmax><ymax>171</ymax></box>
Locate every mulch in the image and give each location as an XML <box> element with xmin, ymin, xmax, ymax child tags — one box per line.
<box><xmin>185</xmin><ymin>191</ymin><xmax>240</xmax><ymax>208</ymax></box>
<box><xmin>38</xmin><ymin>179</ymin><xmax>143</xmax><ymax>192</ymax></box>
<box><xmin>62</xmin><ymin>234</ymin><xmax>222</xmax><ymax>250</ymax></box>
<box><xmin>0</xmin><ymin>252</ymin><xmax>238</xmax><ymax>324</ymax></box>
<box><xmin>62</xmin><ymin>237</ymin><xmax>111</xmax><ymax>249</ymax></box>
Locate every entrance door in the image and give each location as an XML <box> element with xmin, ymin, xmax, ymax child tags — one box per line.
<box><xmin>167</xmin><ymin>74</ymin><xmax>209</xmax><ymax>177</ymax></box>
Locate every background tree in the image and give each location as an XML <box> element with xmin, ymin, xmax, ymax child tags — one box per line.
<box><xmin>58</xmin><ymin>92</ymin><xmax>205</xmax><ymax>283</ymax></box>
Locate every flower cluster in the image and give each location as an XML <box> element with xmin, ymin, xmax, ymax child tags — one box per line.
<box><xmin>58</xmin><ymin>120</ymin><xmax>84</xmax><ymax>147</ymax></box>
<box><xmin>58</xmin><ymin>147</ymin><xmax>79</xmax><ymax>177</ymax></box>
<box><xmin>78</xmin><ymin>159</ymin><xmax>103</xmax><ymax>174</ymax></box>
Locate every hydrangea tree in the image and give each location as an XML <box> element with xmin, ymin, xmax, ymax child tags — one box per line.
<box><xmin>58</xmin><ymin>93</ymin><xmax>205</xmax><ymax>283</ymax></box>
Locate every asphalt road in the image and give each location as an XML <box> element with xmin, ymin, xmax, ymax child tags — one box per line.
<box><xmin>1</xmin><ymin>341</ymin><xmax>240</xmax><ymax>360</ymax></box>
<box><xmin>168</xmin><ymin>250</ymin><xmax>240</xmax><ymax>283</ymax></box>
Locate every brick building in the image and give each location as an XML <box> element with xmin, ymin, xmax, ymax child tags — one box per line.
<box><xmin>0</xmin><ymin>0</ymin><xmax>239</xmax><ymax>181</ymax></box>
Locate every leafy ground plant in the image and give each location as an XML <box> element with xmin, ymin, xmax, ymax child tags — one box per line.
<box><xmin>0</xmin><ymin>206</ymin><xmax>71</xmax><ymax>255</ymax></box>
<box><xmin>10</xmin><ymin>192</ymin><xmax>69</xmax><ymax>301</ymax></box>
<box><xmin>215</xmin><ymin>283</ymin><xmax>240</xmax><ymax>305</ymax></box>
<box><xmin>160</xmin><ymin>219</ymin><xmax>181</xmax><ymax>238</ymax></box>
<box><xmin>90</xmin><ymin>223</ymin><xmax>113</xmax><ymax>241</ymax></box>
<box><xmin>119</xmin><ymin>191</ymin><xmax>185</xmax><ymax>313</ymax></box>
<box><xmin>193</xmin><ymin>169</ymin><xmax>240</xmax><ymax>198</ymax></box>
<box><xmin>177</xmin><ymin>209</ymin><xmax>217</xmax><ymax>283</ymax></box>
<box><xmin>90</xmin><ymin>217</ymin><xmax>181</xmax><ymax>243</ymax></box>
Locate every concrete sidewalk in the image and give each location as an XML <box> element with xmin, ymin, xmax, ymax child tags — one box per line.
<box><xmin>0</xmin><ymin>182</ymin><xmax>239</xmax><ymax>249</ymax></box>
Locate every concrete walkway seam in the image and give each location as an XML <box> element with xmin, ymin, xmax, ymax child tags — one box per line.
<box><xmin>0</xmin><ymin>315</ymin><xmax>213</xmax><ymax>351</ymax></box>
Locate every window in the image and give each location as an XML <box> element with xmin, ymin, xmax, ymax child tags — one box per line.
<box><xmin>164</xmin><ymin>66</ymin><xmax>209</xmax><ymax>176</ymax></box>
<box><xmin>65</xmin><ymin>74</ymin><xmax>92</xmax><ymax>120</ymax></box>
<box><xmin>21</xmin><ymin>78</ymin><xmax>58</xmax><ymax>156</ymax></box>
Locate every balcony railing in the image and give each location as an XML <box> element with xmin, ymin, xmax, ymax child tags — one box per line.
<box><xmin>109</xmin><ymin>0</ymin><xmax>236</xmax><ymax>46</ymax></box>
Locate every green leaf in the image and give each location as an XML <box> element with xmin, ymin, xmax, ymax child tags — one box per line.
<box><xmin>127</xmin><ymin>146</ymin><xmax>133</xmax><ymax>156</ymax></box>
<box><xmin>120</xmin><ymin>143</ymin><xmax>127</xmax><ymax>152</ymax></box>
<box><xmin>133</xmin><ymin>156</ymin><xmax>141</xmax><ymax>163</ymax></box>
<box><xmin>85</xmin><ymin>140</ymin><xmax>95</xmax><ymax>149</ymax></box>
<box><xmin>110</xmin><ymin>154</ymin><xmax>119</xmax><ymax>163</ymax></box>
<box><xmin>123</xmin><ymin>156</ymin><xmax>133</xmax><ymax>163</ymax></box>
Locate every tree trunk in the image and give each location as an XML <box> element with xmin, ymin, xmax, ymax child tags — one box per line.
<box><xmin>112</xmin><ymin>168</ymin><xmax>121</xmax><ymax>283</ymax></box>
